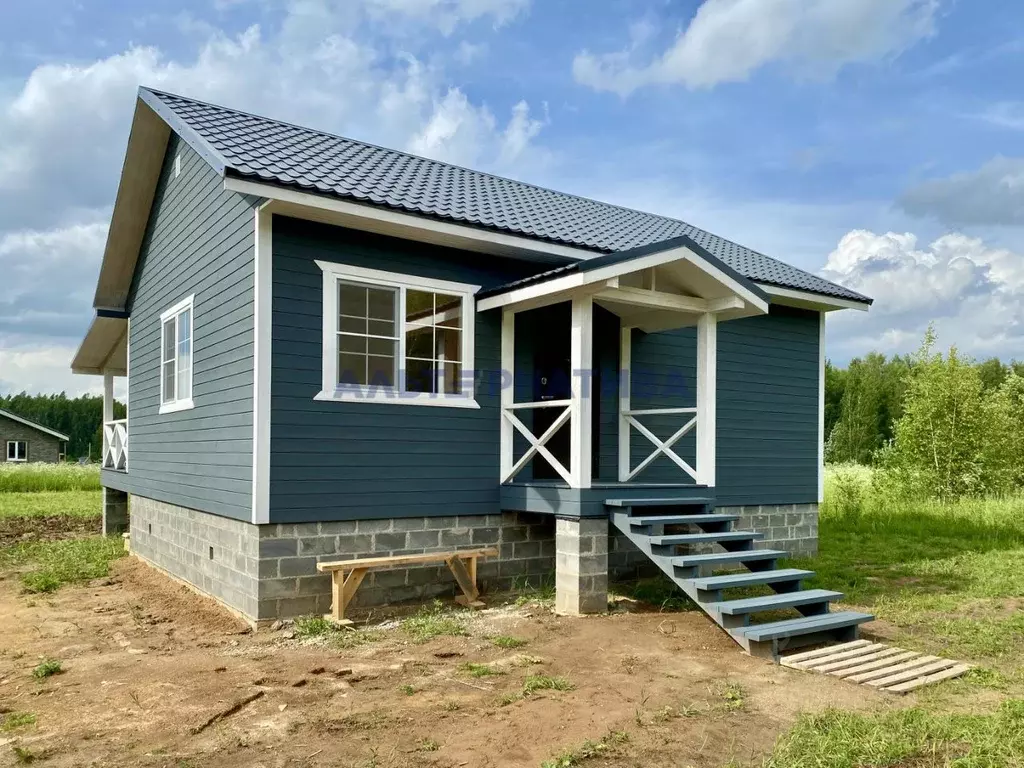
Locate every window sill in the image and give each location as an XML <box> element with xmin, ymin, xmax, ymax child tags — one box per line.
<box><xmin>6</xmin><ymin>459</ymin><xmax>27</xmax><ymax>463</ymax></box>
<box><xmin>159</xmin><ymin>398</ymin><xmax>195</xmax><ymax>415</ymax></box>
<box><xmin>314</xmin><ymin>389</ymin><xmax>481</xmax><ymax>409</ymax></box>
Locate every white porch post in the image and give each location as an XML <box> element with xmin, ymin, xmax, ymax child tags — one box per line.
<box><xmin>102</xmin><ymin>369</ymin><xmax>114</xmax><ymax>424</ymax></box>
<box><xmin>500</xmin><ymin>308</ymin><xmax>515</xmax><ymax>482</ymax></box>
<box><xmin>617</xmin><ymin>326</ymin><xmax>631</xmax><ymax>482</ymax></box>
<box><xmin>696</xmin><ymin>313</ymin><xmax>717</xmax><ymax>487</ymax></box>
<box><xmin>569</xmin><ymin>295</ymin><xmax>594</xmax><ymax>488</ymax></box>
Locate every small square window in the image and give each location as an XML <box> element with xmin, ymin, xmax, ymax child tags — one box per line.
<box><xmin>6</xmin><ymin>441</ymin><xmax>27</xmax><ymax>462</ymax></box>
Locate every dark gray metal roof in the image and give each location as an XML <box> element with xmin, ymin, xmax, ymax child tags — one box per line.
<box><xmin>140</xmin><ymin>87</ymin><xmax>871</xmax><ymax>305</ymax></box>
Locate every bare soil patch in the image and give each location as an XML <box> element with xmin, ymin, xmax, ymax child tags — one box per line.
<box><xmin>0</xmin><ymin>556</ymin><xmax>883</xmax><ymax>767</ymax></box>
<box><xmin>0</xmin><ymin>515</ymin><xmax>100</xmax><ymax>548</ymax></box>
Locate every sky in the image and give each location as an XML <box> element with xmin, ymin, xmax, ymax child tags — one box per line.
<box><xmin>2</xmin><ymin>0</ymin><xmax>1024</xmax><ymax>396</ymax></box>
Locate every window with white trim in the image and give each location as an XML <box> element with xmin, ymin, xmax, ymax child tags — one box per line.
<box><xmin>6</xmin><ymin>441</ymin><xmax>27</xmax><ymax>462</ymax></box>
<box><xmin>159</xmin><ymin>295</ymin><xmax>195</xmax><ymax>414</ymax></box>
<box><xmin>315</xmin><ymin>261</ymin><xmax>480</xmax><ymax>408</ymax></box>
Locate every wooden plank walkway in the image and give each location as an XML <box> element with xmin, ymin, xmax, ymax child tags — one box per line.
<box><xmin>780</xmin><ymin>641</ymin><xmax>971</xmax><ymax>694</ymax></box>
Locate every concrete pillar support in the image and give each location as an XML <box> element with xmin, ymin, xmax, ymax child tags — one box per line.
<box><xmin>555</xmin><ymin>517</ymin><xmax>608</xmax><ymax>615</ymax></box>
<box><xmin>103</xmin><ymin>487</ymin><xmax>129</xmax><ymax>536</ymax></box>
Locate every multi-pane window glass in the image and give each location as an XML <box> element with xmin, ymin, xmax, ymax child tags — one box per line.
<box><xmin>405</xmin><ymin>290</ymin><xmax>463</xmax><ymax>394</ymax></box>
<box><xmin>337</xmin><ymin>282</ymin><xmax>398</xmax><ymax>387</ymax></box>
<box><xmin>161</xmin><ymin>305</ymin><xmax>192</xmax><ymax>405</ymax></box>
<box><xmin>6</xmin><ymin>441</ymin><xmax>27</xmax><ymax>461</ymax></box>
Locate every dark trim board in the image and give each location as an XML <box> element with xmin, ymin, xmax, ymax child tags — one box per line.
<box><xmin>500</xmin><ymin>482</ymin><xmax>716</xmax><ymax>518</ymax></box>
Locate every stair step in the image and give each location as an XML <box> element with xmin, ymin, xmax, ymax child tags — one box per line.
<box><xmin>672</xmin><ymin>549</ymin><xmax>786</xmax><ymax>568</ymax></box>
<box><xmin>689</xmin><ymin>569</ymin><xmax>814</xmax><ymax>591</ymax></box>
<box><xmin>737</xmin><ymin>611</ymin><xmax>874</xmax><ymax>642</ymax></box>
<box><xmin>606</xmin><ymin>497</ymin><xmax>715</xmax><ymax>508</ymax></box>
<box><xmin>649</xmin><ymin>531</ymin><xmax>764</xmax><ymax>546</ymax></box>
<box><xmin>629</xmin><ymin>514</ymin><xmax>739</xmax><ymax>526</ymax></box>
<box><xmin>710</xmin><ymin>589</ymin><xmax>843</xmax><ymax>616</ymax></box>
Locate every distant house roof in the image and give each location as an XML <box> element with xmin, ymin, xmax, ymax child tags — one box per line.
<box><xmin>138</xmin><ymin>88</ymin><xmax>871</xmax><ymax>306</ymax></box>
<box><xmin>0</xmin><ymin>409</ymin><xmax>70</xmax><ymax>442</ymax></box>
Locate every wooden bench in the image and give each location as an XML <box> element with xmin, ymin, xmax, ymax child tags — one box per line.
<box><xmin>316</xmin><ymin>548</ymin><xmax>498</xmax><ymax>625</ymax></box>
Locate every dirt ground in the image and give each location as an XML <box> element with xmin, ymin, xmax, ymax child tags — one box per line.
<box><xmin>0</xmin><ymin>557</ymin><xmax>889</xmax><ymax>768</ymax></box>
<box><xmin>0</xmin><ymin>516</ymin><xmax>100</xmax><ymax>548</ymax></box>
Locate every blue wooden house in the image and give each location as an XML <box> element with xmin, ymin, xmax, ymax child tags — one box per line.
<box><xmin>72</xmin><ymin>88</ymin><xmax>873</xmax><ymax>658</ymax></box>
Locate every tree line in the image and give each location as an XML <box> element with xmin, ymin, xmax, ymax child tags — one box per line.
<box><xmin>0</xmin><ymin>393</ymin><xmax>126</xmax><ymax>461</ymax></box>
<box><xmin>827</xmin><ymin>328</ymin><xmax>1024</xmax><ymax>499</ymax></box>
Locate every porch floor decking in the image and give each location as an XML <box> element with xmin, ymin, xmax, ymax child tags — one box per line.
<box><xmin>499</xmin><ymin>481</ymin><xmax>713</xmax><ymax>518</ymax></box>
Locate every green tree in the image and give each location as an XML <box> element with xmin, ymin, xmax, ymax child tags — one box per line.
<box><xmin>826</xmin><ymin>353</ymin><xmax>908</xmax><ymax>464</ymax></box>
<box><xmin>977</xmin><ymin>357</ymin><xmax>1008</xmax><ymax>391</ymax></box>
<box><xmin>0</xmin><ymin>392</ymin><xmax>125</xmax><ymax>460</ymax></box>
<box><xmin>882</xmin><ymin>329</ymin><xmax>999</xmax><ymax>500</ymax></box>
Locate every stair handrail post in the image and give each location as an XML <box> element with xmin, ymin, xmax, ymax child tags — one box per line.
<box><xmin>696</xmin><ymin>312</ymin><xmax>717</xmax><ymax>487</ymax></box>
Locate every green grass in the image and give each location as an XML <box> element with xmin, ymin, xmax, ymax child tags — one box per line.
<box><xmin>293</xmin><ymin>615</ymin><xmax>338</xmax><ymax>639</ymax></box>
<box><xmin>522</xmin><ymin>674</ymin><xmax>573</xmax><ymax>696</ymax></box>
<box><xmin>511</xmin><ymin>575</ymin><xmax>556</xmax><ymax>606</ymax></box>
<box><xmin>0</xmin><ymin>463</ymin><xmax>101</xmax><ymax>493</ymax></box>
<box><xmin>792</xmin><ymin>466</ymin><xmax>1024</xmax><ymax>663</ymax></box>
<box><xmin>461</xmin><ymin>662</ymin><xmax>505</xmax><ymax>678</ymax></box>
<box><xmin>31</xmin><ymin>659</ymin><xmax>61</xmax><ymax>679</ymax></box>
<box><xmin>331</xmin><ymin>628</ymin><xmax>385</xmax><ymax>649</ymax></box>
<box><xmin>541</xmin><ymin>731</ymin><xmax>629</xmax><ymax>768</ymax></box>
<box><xmin>614</xmin><ymin>576</ymin><xmax>697</xmax><ymax>612</ymax></box>
<box><xmin>765</xmin><ymin>700</ymin><xmax>1024</xmax><ymax>768</ymax></box>
<box><xmin>0</xmin><ymin>536</ymin><xmax>125</xmax><ymax>593</ymax></box>
<box><xmin>400</xmin><ymin>601</ymin><xmax>469</xmax><ymax>643</ymax></box>
<box><xmin>0</xmin><ymin>490</ymin><xmax>101</xmax><ymax>520</ymax></box>
<box><xmin>488</xmin><ymin>635</ymin><xmax>528</xmax><ymax>649</ymax></box>
<box><xmin>0</xmin><ymin>712</ymin><xmax>36</xmax><ymax>731</ymax></box>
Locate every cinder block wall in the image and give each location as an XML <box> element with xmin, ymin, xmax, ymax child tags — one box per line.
<box><xmin>125</xmin><ymin>495</ymin><xmax>813</xmax><ymax>623</ymax></box>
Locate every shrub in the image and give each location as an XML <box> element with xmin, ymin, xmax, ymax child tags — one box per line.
<box><xmin>32</xmin><ymin>659</ymin><xmax>62</xmax><ymax>679</ymax></box>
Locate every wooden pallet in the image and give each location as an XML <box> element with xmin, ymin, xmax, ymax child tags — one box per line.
<box><xmin>780</xmin><ymin>640</ymin><xmax>971</xmax><ymax>694</ymax></box>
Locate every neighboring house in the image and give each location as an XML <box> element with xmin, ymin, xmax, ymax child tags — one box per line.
<box><xmin>71</xmin><ymin>88</ymin><xmax>874</xmax><ymax>658</ymax></box>
<box><xmin>0</xmin><ymin>409</ymin><xmax>69</xmax><ymax>464</ymax></box>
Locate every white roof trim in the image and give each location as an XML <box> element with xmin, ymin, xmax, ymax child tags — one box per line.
<box><xmin>225</xmin><ymin>177</ymin><xmax>598</xmax><ymax>265</ymax></box>
<box><xmin>0</xmin><ymin>409</ymin><xmax>70</xmax><ymax>442</ymax></box>
<box><xmin>757</xmin><ymin>284</ymin><xmax>870</xmax><ymax>312</ymax></box>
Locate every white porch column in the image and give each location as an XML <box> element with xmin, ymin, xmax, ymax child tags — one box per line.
<box><xmin>617</xmin><ymin>326</ymin><xmax>631</xmax><ymax>482</ymax></box>
<box><xmin>102</xmin><ymin>369</ymin><xmax>114</xmax><ymax>424</ymax></box>
<box><xmin>569</xmin><ymin>295</ymin><xmax>594</xmax><ymax>488</ymax></box>
<box><xmin>500</xmin><ymin>308</ymin><xmax>515</xmax><ymax>482</ymax></box>
<box><xmin>696</xmin><ymin>313</ymin><xmax>717</xmax><ymax>487</ymax></box>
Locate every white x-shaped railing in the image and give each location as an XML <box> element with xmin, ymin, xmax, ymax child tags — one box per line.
<box><xmin>621</xmin><ymin>407</ymin><xmax>698</xmax><ymax>482</ymax></box>
<box><xmin>103</xmin><ymin>419</ymin><xmax>128</xmax><ymax>471</ymax></box>
<box><xmin>501</xmin><ymin>400</ymin><xmax>573</xmax><ymax>485</ymax></box>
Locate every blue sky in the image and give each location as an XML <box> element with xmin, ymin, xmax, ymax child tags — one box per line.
<box><xmin>3</xmin><ymin>0</ymin><xmax>1024</xmax><ymax>394</ymax></box>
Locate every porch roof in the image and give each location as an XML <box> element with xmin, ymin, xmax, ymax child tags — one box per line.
<box><xmin>477</xmin><ymin>235</ymin><xmax>771</xmax><ymax>331</ymax></box>
<box><xmin>71</xmin><ymin>315</ymin><xmax>127</xmax><ymax>376</ymax></box>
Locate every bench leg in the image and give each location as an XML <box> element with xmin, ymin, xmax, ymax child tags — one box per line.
<box><xmin>328</xmin><ymin>568</ymin><xmax>367</xmax><ymax>626</ymax></box>
<box><xmin>448</xmin><ymin>556</ymin><xmax>485</xmax><ymax>609</ymax></box>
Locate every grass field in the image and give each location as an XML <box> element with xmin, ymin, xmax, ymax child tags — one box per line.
<box><xmin>0</xmin><ymin>490</ymin><xmax>101</xmax><ymax>519</ymax></box>
<box><xmin>0</xmin><ymin>462</ymin><xmax>101</xmax><ymax>492</ymax></box>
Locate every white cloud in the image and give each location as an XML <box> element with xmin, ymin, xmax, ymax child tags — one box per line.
<box><xmin>0</xmin><ymin>0</ymin><xmax>546</xmax><ymax>395</ymax></box>
<box><xmin>573</xmin><ymin>0</ymin><xmax>939</xmax><ymax>95</ymax></box>
<box><xmin>899</xmin><ymin>156</ymin><xmax>1024</xmax><ymax>227</ymax></box>
<box><xmin>363</xmin><ymin>0</ymin><xmax>529</xmax><ymax>35</ymax></box>
<box><xmin>822</xmin><ymin>230</ymin><xmax>1024</xmax><ymax>362</ymax></box>
<box><xmin>0</xmin><ymin>345</ymin><xmax>100</xmax><ymax>398</ymax></box>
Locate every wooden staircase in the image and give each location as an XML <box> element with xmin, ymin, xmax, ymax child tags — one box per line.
<box><xmin>608</xmin><ymin>497</ymin><xmax>873</xmax><ymax>661</ymax></box>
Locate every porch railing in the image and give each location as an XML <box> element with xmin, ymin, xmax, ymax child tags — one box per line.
<box><xmin>103</xmin><ymin>419</ymin><xmax>128</xmax><ymax>472</ymax></box>
<box><xmin>500</xmin><ymin>400</ymin><xmax>573</xmax><ymax>485</ymax></box>
<box><xmin>619</xmin><ymin>406</ymin><xmax>698</xmax><ymax>482</ymax></box>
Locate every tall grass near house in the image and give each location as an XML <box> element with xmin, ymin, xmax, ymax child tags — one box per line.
<box><xmin>0</xmin><ymin>463</ymin><xmax>101</xmax><ymax>493</ymax></box>
<box><xmin>795</xmin><ymin>464</ymin><xmax>1024</xmax><ymax>663</ymax></box>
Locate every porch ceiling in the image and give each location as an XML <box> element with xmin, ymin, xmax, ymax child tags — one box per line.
<box><xmin>477</xmin><ymin>235</ymin><xmax>770</xmax><ymax>332</ymax></box>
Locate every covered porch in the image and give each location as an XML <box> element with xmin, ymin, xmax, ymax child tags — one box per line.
<box><xmin>477</xmin><ymin>236</ymin><xmax>771</xmax><ymax>516</ymax></box>
<box><xmin>71</xmin><ymin>314</ymin><xmax>129</xmax><ymax>474</ymax></box>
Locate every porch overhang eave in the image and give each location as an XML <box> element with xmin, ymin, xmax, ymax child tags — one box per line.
<box><xmin>71</xmin><ymin>315</ymin><xmax>128</xmax><ymax>376</ymax></box>
<box><xmin>476</xmin><ymin>236</ymin><xmax>770</xmax><ymax>329</ymax></box>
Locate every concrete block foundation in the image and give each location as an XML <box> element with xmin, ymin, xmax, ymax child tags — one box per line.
<box><xmin>122</xmin><ymin>493</ymin><xmax>815</xmax><ymax>623</ymax></box>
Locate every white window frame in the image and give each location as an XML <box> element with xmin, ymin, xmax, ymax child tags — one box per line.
<box><xmin>159</xmin><ymin>294</ymin><xmax>195</xmax><ymax>414</ymax></box>
<box><xmin>6</xmin><ymin>441</ymin><xmax>27</xmax><ymax>462</ymax></box>
<box><xmin>314</xmin><ymin>261</ymin><xmax>480</xmax><ymax>408</ymax></box>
